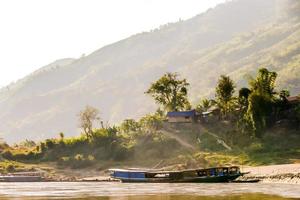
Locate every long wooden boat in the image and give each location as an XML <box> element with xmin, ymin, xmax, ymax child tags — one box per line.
<box><xmin>109</xmin><ymin>166</ymin><xmax>242</xmax><ymax>183</ymax></box>
<box><xmin>0</xmin><ymin>175</ymin><xmax>42</xmax><ymax>182</ymax></box>
<box><xmin>0</xmin><ymin>172</ymin><xmax>43</xmax><ymax>182</ymax></box>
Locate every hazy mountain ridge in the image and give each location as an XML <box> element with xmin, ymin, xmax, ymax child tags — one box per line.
<box><xmin>0</xmin><ymin>0</ymin><xmax>299</xmax><ymax>143</ymax></box>
<box><xmin>183</xmin><ymin>21</ymin><xmax>300</xmax><ymax>100</ymax></box>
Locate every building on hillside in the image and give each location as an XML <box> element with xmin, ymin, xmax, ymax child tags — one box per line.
<box><xmin>283</xmin><ymin>96</ymin><xmax>300</xmax><ymax>116</ymax></box>
<box><xmin>275</xmin><ymin>95</ymin><xmax>300</xmax><ymax>127</ymax></box>
<box><xmin>287</xmin><ymin>96</ymin><xmax>300</xmax><ymax>105</ymax></box>
<box><xmin>285</xmin><ymin>95</ymin><xmax>300</xmax><ymax>119</ymax></box>
<box><xmin>201</xmin><ymin>106</ymin><xmax>220</xmax><ymax>118</ymax></box>
<box><xmin>201</xmin><ymin>106</ymin><xmax>221</xmax><ymax>122</ymax></box>
<box><xmin>167</xmin><ymin>110</ymin><xmax>197</xmax><ymax>123</ymax></box>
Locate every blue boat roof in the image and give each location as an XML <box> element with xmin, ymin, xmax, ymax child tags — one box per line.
<box><xmin>167</xmin><ymin>110</ymin><xmax>196</xmax><ymax>117</ymax></box>
<box><xmin>109</xmin><ymin>168</ymin><xmax>150</xmax><ymax>173</ymax></box>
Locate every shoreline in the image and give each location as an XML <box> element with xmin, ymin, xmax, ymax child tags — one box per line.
<box><xmin>52</xmin><ymin>163</ymin><xmax>300</xmax><ymax>184</ymax></box>
<box><xmin>2</xmin><ymin>163</ymin><xmax>300</xmax><ymax>183</ymax></box>
<box><xmin>239</xmin><ymin>164</ymin><xmax>300</xmax><ymax>184</ymax></box>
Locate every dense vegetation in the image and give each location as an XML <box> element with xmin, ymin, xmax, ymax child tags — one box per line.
<box><xmin>0</xmin><ymin>0</ymin><xmax>299</xmax><ymax>143</ymax></box>
<box><xmin>1</xmin><ymin>68</ymin><xmax>299</xmax><ymax>173</ymax></box>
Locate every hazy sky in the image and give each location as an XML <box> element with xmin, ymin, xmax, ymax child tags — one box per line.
<box><xmin>0</xmin><ymin>0</ymin><xmax>226</xmax><ymax>87</ymax></box>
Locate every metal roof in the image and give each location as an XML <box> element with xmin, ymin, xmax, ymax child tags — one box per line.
<box><xmin>167</xmin><ymin>110</ymin><xmax>196</xmax><ymax>117</ymax></box>
<box><xmin>287</xmin><ymin>96</ymin><xmax>300</xmax><ymax>103</ymax></box>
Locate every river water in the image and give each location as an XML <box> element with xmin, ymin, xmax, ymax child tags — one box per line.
<box><xmin>0</xmin><ymin>182</ymin><xmax>299</xmax><ymax>200</ymax></box>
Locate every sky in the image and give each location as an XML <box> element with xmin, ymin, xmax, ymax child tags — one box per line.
<box><xmin>0</xmin><ymin>0</ymin><xmax>226</xmax><ymax>88</ymax></box>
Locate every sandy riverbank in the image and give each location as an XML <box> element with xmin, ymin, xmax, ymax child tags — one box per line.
<box><xmin>35</xmin><ymin>163</ymin><xmax>300</xmax><ymax>183</ymax></box>
<box><xmin>239</xmin><ymin>164</ymin><xmax>300</xmax><ymax>184</ymax></box>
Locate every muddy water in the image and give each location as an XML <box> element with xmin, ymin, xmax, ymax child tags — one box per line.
<box><xmin>0</xmin><ymin>182</ymin><xmax>299</xmax><ymax>200</ymax></box>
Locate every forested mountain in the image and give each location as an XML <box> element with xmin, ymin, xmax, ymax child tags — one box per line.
<box><xmin>0</xmin><ymin>0</ymin><xmax>299</xmax><ymax>143</ymax></box>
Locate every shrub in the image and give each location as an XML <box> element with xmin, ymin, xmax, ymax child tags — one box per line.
<box><xmin>112</xmin><ymin>145</ymin><xmax>131</xmax><ymax>161</ymax></box>
<box><xmin>247</xmin><ymin>142</ymin><xmax>264</xmax><ymax>153</ymax></box>
<box><xmin>199</xmin><ymin>132</ymin><xmax>226</xmax><ymax>152</ymax></box>
<box><xmin>45</xmin><ymin>139</ymin><xmax>56</xmax><ymax>149</ymax></box>
<box><xmin>40</xmin><ymin>143</ymin><xmax>46</xmax><ymax>152</ymax></box>
<box><xmin>6</xmin><ymin>164</ymin><xmax>15</xmax><ymax>173</ymax></box>
<box><xmin>26</xmin><ymin>151</ymin><xmax>42</xmax><ymax>160</ymax></box>
<box><xmin>74</xmin><ymin>154</ymin><xmax>84</xmax><ymax>161</ymax></box>
<box><xmin>61</xmin><ymin>156</ymin><xmax>70</xmax><ymax>162</ymax></box>
<box><xmin>87</xmin><ymin>155</ymin><xmax>95</xmax><ymax>161</ymax></box>
<box><xmin>2</xmin><ymin>151</ymin><xmax>13</xmax><ymax>160</ymax></box>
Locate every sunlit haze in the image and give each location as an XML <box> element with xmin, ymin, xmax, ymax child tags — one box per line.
<box><xmin>0</xmin><ymin>0</ymin><xmax>226</xmax><ymax>87</ymax></box>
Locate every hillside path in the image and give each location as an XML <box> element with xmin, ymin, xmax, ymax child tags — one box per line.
<box><xmin>160</xmin><ymin>129</ymin><xmax>196</xmax><ymax>151</ymax></box>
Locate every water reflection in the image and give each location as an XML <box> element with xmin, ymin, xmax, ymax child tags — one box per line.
<box><xmin>107</xmin><ymin>194</ymin><xmax>299</xmax><ymax>200</ymax></box>
<box><xmin>0</xmin><ymin>194</ymin><xmax>299</xmax><ymax>200</ymax></box>
<box><xmin>0</xmin><ymin>182</ymin><xmax>300</xmax><ymax>200</ymax></box>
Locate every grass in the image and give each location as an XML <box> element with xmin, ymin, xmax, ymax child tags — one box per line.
<box><xmin>0</xmin><ymin>160</ymin><xmax>36</xmax><ymax>174</ymax></box>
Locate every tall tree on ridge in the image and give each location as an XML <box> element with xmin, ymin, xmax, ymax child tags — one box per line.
<box><xmin>146</xmin><ymin>72</ymin><xmax>190</xmax><ymax>111</ymax></box>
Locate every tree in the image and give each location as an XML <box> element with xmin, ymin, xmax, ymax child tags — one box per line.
<box><xmin>120</xmin><ymin>119</ymin><xmax>141</xmax><ymax>133</ymax></box>
<box><xmin>59</xmin><ymin>132</ymin><xmax>65</xmax><ymax>141</ymax></box>
<box><xmin>196</xmin><ymin>98</ymin><xmax>214</xmax><ymax>112</ymax></box>
<box><xmin>19</xmin><ymin>140</ymin><xmax>36</xmax><ymax>148</ymax></box>
<box><xmin>139</xmin><ymin>113</ymin><xmax>164</xmax><ymax>133</ymax></box>
<box><xmin>279</xmin><ymin>89</ymin><xmax>290</xmax><ymax>101</ymax></box>
<box><xmin>146</xmin><ymin>72</ymin><xmax>190</xmax><ymax>111</ymax></box>
<box><xmin>238</xmin><ymin>87</ymin><xmax>251</xmax><ymax>112</ymax></box>
<box><xmin>246</xmin><ymin>68</ymin><xmax>278</xmax><ymax>137</ymax></box>
<box><xmin>239</xmin><ymin>87</ymin><xmax>251</xmax><ymax>100</ymax></box>
<box><xmin>248</xmin><ymin>68</ymin><xmax>277</xmax><ymax>98</ymax></box>
<box><xmin>237</xmin><ymin>88</ymin><xmax>252</xmax><ymax>132</ymax></box>
<box><xmin>215</xmin><ymin>75</ymin><xmax>236</xmax><ymax>118</ymax></box>
<box><xmin>79</xmin><ymin>105</ymin><xmax>100</xmax><ymax>140</ymax></box>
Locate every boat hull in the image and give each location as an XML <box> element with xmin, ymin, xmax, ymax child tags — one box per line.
<box><xmin>0</xmin><ymin>176</ymin><xmax>42</xmax><ymax>182</ymax></box>
<box><xmin>110</xmin><ymin>166</ymin><xmax>243</xmax><ymax>183</ymax></box>
<box><xmin>120</xmin><ymin>174</ymin><xmax>241</xmax><ymax>183</ymax></box>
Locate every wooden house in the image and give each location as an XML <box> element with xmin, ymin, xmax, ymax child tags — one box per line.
<box><xmin>287</xmin><ymin>96</ymin><xmax>300</xmax><ymax>105</ymax></box>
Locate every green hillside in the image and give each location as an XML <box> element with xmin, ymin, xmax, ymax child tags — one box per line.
<box><xmin>184</xmin><ymin>21</ymin><xmax>300</xmax><ymax>101</ymax></box>
<box><xmin>0</xmin><ymin>0</ymin><xmax>299</xmax><ymax>143</ymax></box>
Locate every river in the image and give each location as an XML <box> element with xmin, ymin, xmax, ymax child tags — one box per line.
<box><xmin>0</xmin><ymin>182</ymin><xmax>299</xmax><ymax>200</ymax></box>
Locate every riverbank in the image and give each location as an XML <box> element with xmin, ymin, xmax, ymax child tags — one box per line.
<box><xmin>46</xmin><ymin>163</ymin><xmax>300</xmax><ymax>183</ymax></box>
<box><xmin>239</xmin><ymin>164</ymin><xmax>300</xmax><ymax>184</ymax></box>
<box><xmin>2</xmin><ymin>161</ymin><xmax>300</xmax><ymax>183</ymax></box>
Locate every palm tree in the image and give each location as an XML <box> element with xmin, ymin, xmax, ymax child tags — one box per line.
<box><xmin>248</xmin><ymin>68</ymin><xmax>277</xmax><ymax>98</ymax></box>
<box><xmin>196</xmin><ymin>98</ymin><xmax>214</xmax><ymax>112</ymax></box>
<box><xmin>215</xmin><ymin>75</ymin><xmax>236</xmax><ymax>119</ymax></box>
